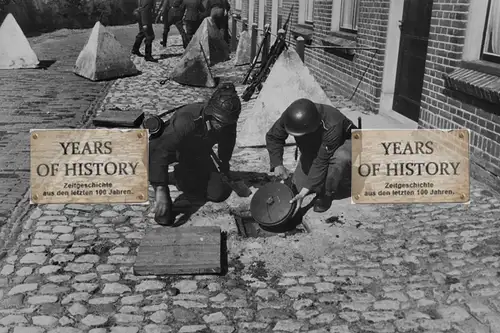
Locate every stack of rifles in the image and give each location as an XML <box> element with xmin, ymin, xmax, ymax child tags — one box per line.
<box><xmin>240</xmin><ymin>5</ymin><xmax>294</xmax><ymax>102</ymax></box>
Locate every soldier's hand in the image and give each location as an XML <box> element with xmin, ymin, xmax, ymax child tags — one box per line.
<box><xmin>153</xmin><ymin>187</ymin><xmax>174</xmax><ymax>225</ymax></box>
<box><xmin>274</xmin><ymin>165</ymin><xmax>290</xmax><ymax>180</ymax></box>
<box><xmin>290</xmin><ymin>187</ymin><xmax>310</xmax><ymax>217</ymax></box>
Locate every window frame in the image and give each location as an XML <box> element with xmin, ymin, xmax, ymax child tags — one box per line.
<box><xmin>235</xmin><ymin>0</ymin><xmax>242</xmax><ymax>11</ymax></box>
<box><xmin>298</xmin><ymin>0</ymin><xmax>314</xmax><ymax>24</ymax></box>
<box><xmin>480</xmin><ymin>0</ymin><xmax>500</xmax><ymax>63</ymax></box>
<box><xmin>339</xmin><ymin>0</ymin><xmax>360</xmax><ymax>33</ymax></box>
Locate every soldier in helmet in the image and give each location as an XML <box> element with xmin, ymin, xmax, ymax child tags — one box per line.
<box><xmin>266</xmin><ymin>98</ymin><xmax>356</xmax><ymax>215</ymax></box>
<box><xmin>146</xmin><ymin>82</ymin><xmax>242</xmax><ymax>225</ymax></box>
<box><xmin>204</xmin><ymin>0</ymin><xmax>231</xmax><ymax>44</ymax></box>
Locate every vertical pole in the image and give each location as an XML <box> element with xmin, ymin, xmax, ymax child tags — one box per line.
<box><xmin>250</xmin><ymin>23</ymin><xmax>258</xmax><ymax>61</ymax></box>
<box><xmin>242</xmin><ymin>18</ymin><xmax>248</xmax><ymax>31</ymax></box>
<box><xmin>231</xmin><ymin>15</ymin><xmax>238</xmax><ymax>52</ymax></box>
<box><xmin>270</xmin><ymin>0</ymin><xmax>278</xmax><ymax>45</ymax></box>
<box><xmin>296</xmin><ymin>36</ymin><xmax>305</xmax><ymax>62</ymax></box>
<box><xmin>262</xmin><ymin>24</ymin><xmax>270</xmax><ymax>64</ymax></box>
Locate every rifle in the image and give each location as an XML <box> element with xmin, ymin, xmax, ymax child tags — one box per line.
<box><xmin>155</xmin><ymin>0</ymin><xmax>165</xmax><ymax>23</ymax></box>
<box><xmin>241</xmin><ymin>4</ymin><xmax>294</xmax><ymax>101</ymax></box>
<box><xmin>242</xmin><ymin>24</ymin><xmax>272</xmax><ymax>85</ymax></box>
<box><xmin>209</xmin><ymin>150</ymin><xmax>252</xmax><ymax>197</ymax></box>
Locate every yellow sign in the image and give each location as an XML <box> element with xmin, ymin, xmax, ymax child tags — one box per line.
<box><xmin>30</xmin><ymin>129</ymin><xmax>149</xmax><ymax>204</ymax></box>
<box><xmin>352</xmin><ymin>129</ymin><xmax>470</xmax><ymax>204</ymax></box>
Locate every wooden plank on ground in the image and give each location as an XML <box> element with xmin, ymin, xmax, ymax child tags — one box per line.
<box><xmin>134</xmin><ymin>226</ymin><xmax>222</xmax><ymax>275</ymax></box>
<box><xmin>92</xmin><ymin>110</ymin><xmax>145</xmax><ymax>128</ymax></box>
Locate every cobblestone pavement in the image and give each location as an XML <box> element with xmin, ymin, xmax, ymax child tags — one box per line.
<box><xmin>1</xmin><ymin>34</ymin><xmax>500</xmax><ymax>333</ymax></box>
<box><xmin>0</xmin><ymin>24</ymin><xmax>168</xmax><ymax>240</ymax></box>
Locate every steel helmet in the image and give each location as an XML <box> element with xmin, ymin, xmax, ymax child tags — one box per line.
<box><xmin>204</xmin><ymin>82</ymin><xmax>242</xmax><ymax>126</ymax></box>
<box><xmin>283</xmin><ymin>98</ymin><xmax>321</xmax><ymax>136</ymax></box>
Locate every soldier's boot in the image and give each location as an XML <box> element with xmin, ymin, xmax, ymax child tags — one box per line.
<box><xmin>144</xmin><ymin>44</ymin><xmax>158</xmax><ymax>63</ymax></box>
<box><xmin>131</xmin><ymin>39</ymin><xmax>144</xmax><ymax>57</ymax></box>
<box><xmin>313</xmin><ymin>194</ymin><xmax>333</xmax><ymax>213</ymax></box>
<box><xmin>160</xmin><ymin>33</ymin><xmax>168</xmax><ymax>47</ymax></box>
<box><xmin>181</xmin><ymin>34</ymin><xmax>188</xmax><ymax>48</ymax></box>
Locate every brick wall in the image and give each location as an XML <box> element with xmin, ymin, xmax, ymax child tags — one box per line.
<box><xmin>251</xmin><ymin>0</ymin><xmax>500</xmax><ymax>191</ymax></box>
<box><xmin>265</xmin><ymin>0</ymin><xmax>272</xmax><ymax>25</ymax></box>
<box><xmin>267</xmin><ymin>0</ymin><xmax>390</xmax><ymax>112</ymax></box>
<box><xmin>418</xmin><ymin>0</ymin><xmax>500</xmax><ymax>192</ymax></box>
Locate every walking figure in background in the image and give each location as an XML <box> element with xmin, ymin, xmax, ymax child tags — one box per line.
<box><xmin>157</xmin><ymin>0</ymin><xmax>189</xmax><ymax>48</ymax></box>
<box><xmin>266</xmin><ymin>98</ymin><xmax>356</xmax><ymax>215</ymax></box>
<box><xmin>204</xmin><ymin>0</ymin><xmax>230</xmax><ymax>44</ymax></box>
<box><xmin>183</xmin><ymin>0</ymin><xmax>205</xmax><ymax>46</ymax></box>
<box><xmin>146</xmin><ymin>83</ymin><xmax>242</xmax><ymax>226</ymax></box>
<box><xmin>132</xmin><ymin>0</ymin><xmax>158</xmax><ymax>62</ymax></box>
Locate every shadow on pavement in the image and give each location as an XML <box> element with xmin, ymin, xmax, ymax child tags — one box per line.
<box><xmin>158</xmin><ymin>53</ymin><xmax>184</xmax><ymax>59</ymax></box>
<box><xmin>170</xmin><ymin>194</ymin><xmax>207</xmax><ymax>227</ymax></box>
<box><xmin>229</xmin><ymin>170</ymin><xmax>274</xmax><ymax>189</ymax></box>
<box><xmin>37</xmin><ymin>60</ymin><xmax>57</xmax><ymax>69</ymax></box>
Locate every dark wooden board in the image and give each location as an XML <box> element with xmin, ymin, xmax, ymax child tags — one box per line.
<box><xmin>92</xmin><ymin>110</ymin><xmax>145</xmax><ymax>128</ymax></box>
<box><xmin>134</xmin><ymin>226</ymin><xmax>222</xmax><ymax>275</ymax></box>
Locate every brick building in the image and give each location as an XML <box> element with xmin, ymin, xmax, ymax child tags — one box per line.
<box><xmin>230</xmin><ymin>0</ymin><xmax>500</xmax><ymax>192</ymax></box>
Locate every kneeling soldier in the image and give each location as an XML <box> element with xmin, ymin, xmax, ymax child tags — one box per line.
<box><xmin>266</xmin><ymin>98</ymin><xmax>356</xmax><ymax>215</ymax></box>
<box><xmin>147</xmin><ymin>83</ymin><xmax>242</xmax><ymax>225</ymax></box>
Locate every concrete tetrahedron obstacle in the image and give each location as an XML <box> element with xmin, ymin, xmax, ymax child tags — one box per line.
<box><xmin>171</xmin><ymin>17</ymin><xmax>229</xmax><ymax>87</ymax></box>
<box><xmin>170</xmin><ymin>45</ymin><xmax>217</xmax><ymax>88</ymax></box>
<box><xmin>234</xmin><ymin>30</ymin><xmax>251</xmax><ymax>66</ymax></box>
<box><xmin>237</xmin><ymin>48</ymin><xmax>334</xmax><ymax>147</ymax></box>
<box><xmin>0</xmin><ymin>14</ymin><xmax>39</xmax><ymax>69</ymax></box>
<box><xmin>73</xmin><ymin>21</ymin><xmax>139</xmax><ymax>81</ymax></box>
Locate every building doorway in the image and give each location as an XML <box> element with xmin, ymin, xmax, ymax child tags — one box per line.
<box><xmin>381</xmin><ymin>0</ymin><xmax>434</xmax><ymax>123</ymax></box>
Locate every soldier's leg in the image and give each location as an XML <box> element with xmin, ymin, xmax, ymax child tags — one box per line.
<box><xmin>174</xmin><ymin>20</ymin><xmax>189</xmax><ymax>48</ymax></box>
<box><xmin>224</xmin><ymin>15</ymin><xmax>230</xmax><ymax>44</ymax></box>
<box><xmin>291</xmin><ymin>158</ymin><xmax>310</xmax><ymax>194</ymax></box>
<box><xmin>144</xmin><ymin>24</ymin><xmax>158</xmax><ymax>62</ymax></box>
<box><xmin>184</xmin><ymin>20</ymin><xmax>196</xmax><ymax>45</ymax></box>
<box><xmin>161</xmin><ymin>15</ymin><xmax>170</xmax><ymax>46</ymax></box>
<box><xmin>132</xmin><ymin>22</ymin><xmax>145</xmax><ymax>56</ymax></box>
<box><xmin>314</xmin><ymin>139</ymin><xmax>352</xmax><ymax>212</ymax></box>
<box><xmin>174</xmin><ymin>154</ymin><xmax>232</xmax><ymax>203</ymax></box>
<box><xmin>205</xmin><ymin>159</ymin><xmax>232</xmax><ymax>203</ymax></box>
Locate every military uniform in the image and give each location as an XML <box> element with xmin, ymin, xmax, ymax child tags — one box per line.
<box><xmin>149</xmin><ymin>103</ymin><xmax>236</xmax><ymax>199</ymax></box>
<box><xmin>183</xmin><ymin>0</ymin><xmax>205</xmax><ymax>45</ymax></box>
<box><xmin>147</xmin><ymin>83</ymin><xmax>241</xmax><ymax>225</ymax></box>
<box><xmin>204</xmin><ymin>0</ymin><xmax>230</xmax><ymax>43</ymax></box>
<box><xmin>132</xmin><ymin>0</ymin><xmax>157</xmax><ymax>61</ymax></box>
<box><xmin>266</xmin><ymin>103</ymin><xmax>355</xmax><ymax>198</ymax></box>
<box><xmin>160</xmin><ymin>0</ymin><xmax>189</xmax><ymax>48</ymax></box>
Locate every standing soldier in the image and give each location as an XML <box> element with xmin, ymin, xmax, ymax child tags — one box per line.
<box><xmin>183</xmin><ymin>0</ymin><xmax>205</xmax><ymax>45</ymax></box>
<box><xmin>146</xmin><ymin>82</ymin><xmax>242</xmax><ymax>226</ymax></box>
<box><xmin>205</xmin><ymin>0</ymin><xmax>230</xmax><ymax>44</ymax></box>
<box><xmin>157</xmin><ymin>0</ymin><xmax>189</xmax><ymax>48</ymax></box>
<box><xmin>266</xmin><ymin>98</ymin><xmax>356</xmax><ymax>215</ymax></box>
<box><xmin>132</xmin><ymin>0</ymin><xmax>158</xmax><ymax>62</ymax></box>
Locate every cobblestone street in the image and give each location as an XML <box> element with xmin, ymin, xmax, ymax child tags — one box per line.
<box><xmin>1</xmin><ymin>30</ymin><xmax>500</xmax><ymax>333</ymax></box>
<box><xmin>0</xmin><ymin>24</ymin><xmax>168</xmax><ymax>244</ymax></box>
